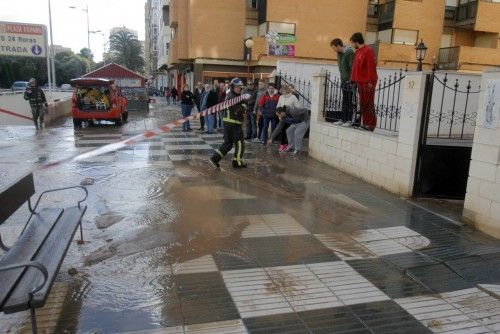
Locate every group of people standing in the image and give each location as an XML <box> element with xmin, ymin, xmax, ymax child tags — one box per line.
<box><xmin>244</xmin><ymin>80</ymin><xmax>309</xmax><ymax>155</ymax></box>
<box><xmin>176</xmin><ymin>80</ymin><xmax>232</xmax><ymax>134</ymax></box>
<box><xmin>169</xmin><ymin>32</ymin><xmax>377</xmax><ymax>168</ymax></box>
<box><xmin>331</xmin><ymin>32</ymin><xmax>378</xmax><ymax>131</ymax></box>
<box><xmin>162</xmin><ymin>86</ymin><xmax>178</xmax><ymax>105</ymax></box>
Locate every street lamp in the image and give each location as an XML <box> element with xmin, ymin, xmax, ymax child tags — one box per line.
<box><xmin>415</xmin><ymin>39</ymin><xmax>428</xmax><ymax>72</ymax></box>
<box><xmin>245</xmin><ymin>38</ymin><xmax>254</xmax><ymax>84</ymax></box>
<box><xmin>69</xmin><ymin>5</ymin><xmax>90</xmax><ymax>50</ymax></box>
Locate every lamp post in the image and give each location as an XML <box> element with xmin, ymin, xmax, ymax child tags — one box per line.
<box><xmin>47</xmin><ymin>0</ymin><xmax>55</xmax><ymax>100</ymax></box>
<box><xmin>245</xmin><ymin>38</ymin><xmax>254</xmax><ymax>84</ymax></box>
<box><xmin>69</xmin><ymin>4</ymin><xmax>90</xmax><ymax>50</ymax></box>
<box><xmin>415</xmin><ymin>39</ymin><xmax>428</xmax><ymax>72</ymax></box>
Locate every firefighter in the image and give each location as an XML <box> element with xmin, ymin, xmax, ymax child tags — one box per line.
<box><xmin>23</xmin><ymin>78</ymin><xmax>48</xmax><ymax>129</ymax></box>
<box><xmin>209</xmin><ymin>77</ymin><xmax>248</xmax><ymax>169</ymax></box>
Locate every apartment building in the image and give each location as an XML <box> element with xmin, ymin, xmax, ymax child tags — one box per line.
<box><xmin>156</xmin><ymin>0</ymin><xmax>499</xmax><ymax>90</ymax></box>
<box><xmin>371</xmin><ymin>0</ymin><xmax>500</xmax><ymax>71</ymax></box>
<box><xmin>145</xmin><ymin>0</ymin><xmax>159</xmax><ymax>80</ymax></box>
<box><xmin>156</xmin><ymin>0</ymin><xmax>172</xmax><ymax>89</ymax></box>
<box><xmin>110</xmin><ymin>27</ymin><xmax>138</xmax><ymax>39</ymax></box>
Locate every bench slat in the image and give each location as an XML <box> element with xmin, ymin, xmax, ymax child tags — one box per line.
<box><xmin>3</xmin><ymin>206</ymin><xmax>87</xmax><ymax>313</ymax></box>
<box><xmin>0</xmin><ymin>173</ymin><xmax>35</xmax><ymax>224</ymax></box>
<box><xmin>0</xmin><ymin>208</ymin><xmax>63</xmax><ymax>311</ymax></box>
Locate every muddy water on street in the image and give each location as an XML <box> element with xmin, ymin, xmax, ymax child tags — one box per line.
<box><xmin>0</xmin><ymin>109</ymin><xmax>399</xmax><ymax>333</ymax></box>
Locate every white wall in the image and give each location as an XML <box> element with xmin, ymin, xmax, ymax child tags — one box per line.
<box><xmin>0</xmin><ymin>91</ymin><xmax>72</xmax><ymax>126</ymax></box>
<box><xmin>463</xmin><ymin>70</ymin><xmax>500</xmax><ymax>239</ymax></box>
<box><xmin>308</xmin><ymin>71</ymin><xmax>426</xmax><ymax>196</ymax></box>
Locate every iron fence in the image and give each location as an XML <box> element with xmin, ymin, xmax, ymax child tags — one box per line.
<box><xmin>323</xmin><ymin>70</ymin><xmax>405</xmax><ymax>132</ymax></box>
<box><xmin>275</xmin><ymin>71</ymin><xmax>312</xmax><ymax>108</ymax></box>
<box><xmin>425</xmin><ymin>72</ymin><xmax>480</xmax><ymax>141</ymax></box>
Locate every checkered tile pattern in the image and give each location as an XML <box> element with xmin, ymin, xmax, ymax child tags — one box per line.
<box><xmin>73</xmin><ymin>120</ymin><xmax>258</xmax><ymax>165</ymax></box>
<box><xmin>69</xmin><ymin>116</ymin><xmax>500</xmax><ymax>333</ymax></box>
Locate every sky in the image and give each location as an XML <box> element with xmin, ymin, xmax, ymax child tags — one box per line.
<box><xmin>0</xmin><ymin>0</ymin><xmax>146</xmax><ymax>61</ymax></box>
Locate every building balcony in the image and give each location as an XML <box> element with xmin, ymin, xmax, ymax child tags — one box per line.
<box><xmin>454</xmin><ymin>0</ymin><xmax>500</xmax><ymax>32</ymax></box>
<box><xmin>158</xmin><ymin>54</ymin><xmax>169</xmax><ymax>70</ymax></box>
<box><xmin>376</xmin><ymin>42</ymin><xmax>419</xmax><ymax>68</ymax></box>
<box><xmin>246</xmin><ymin>8</ymin><xmax>258</xmax><ymax>25</ymax></box>
<box><xmin>438</xmin><ymin>46</ymin><xmax>500</xmax><ymax>71</ymax></box>
<box><xmin>377</xmin><ymin>0</ymin><xmax>395</xmax><ymax>30</ymax></box>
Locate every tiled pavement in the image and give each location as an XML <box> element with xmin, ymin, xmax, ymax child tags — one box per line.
<box><xmin>67</xmin><ymin>118</ymin><xmax>500</xmax><ymax>334</ymax></box>
<box><xmin>5</xmin><ymin>113</ymin><xmax>500</xmax><ymax>334</ymax></box>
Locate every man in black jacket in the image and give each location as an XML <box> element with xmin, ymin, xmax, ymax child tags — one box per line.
<box><xmin>193</xmin><ymin>81</ymin><xmax>205</xmax><ymax>131</ymax></box>
<box><xmin>24</xmin><ymin>78</ymin><xmax>48</xmax><ymax>129</ymax></box>
<box><xmin>209</xmin><ymin>78</ymin><xmax>247</xmax><ymax>169</ymax></box>
<box><xmin>203</xmin><ymin>83</ymin><xmax>219</xmax><ymax>134</ymax></box>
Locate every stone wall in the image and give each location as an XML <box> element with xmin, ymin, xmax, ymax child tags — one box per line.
<box><xmin>308</xmin><ymin>71</ymin><xmax>426</xmax><ymax>197</ymax></box>
<box><xmin>464</xmin><ymin>70</ymin><xmax>500</xmax><ymax>238</ymax></box>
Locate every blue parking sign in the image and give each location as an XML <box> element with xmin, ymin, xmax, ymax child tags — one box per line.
<box><xmin>31</xmin><ymin>44</ymin><xmax>42</xmax><ymax>55</ymax></box>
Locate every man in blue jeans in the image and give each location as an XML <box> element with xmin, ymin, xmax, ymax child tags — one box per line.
<box><xmin>203</xmin><ymin>83</ymin><xmax>219</xmax><ymax>134</ymax></box>
<box><xmin>258</xmin><ymin>83</ymin><xmax>280</xmax><ymax>144</ymax></box>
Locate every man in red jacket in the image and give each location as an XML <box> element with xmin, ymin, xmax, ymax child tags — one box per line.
<box><xmin>350</xmin><ymin>32</ymin><xmax>378</xmax><ymax>131</ymax></box>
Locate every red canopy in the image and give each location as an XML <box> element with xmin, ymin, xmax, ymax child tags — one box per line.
<box><xmin>71</xmin><ymin>78</ymin><xmax>114</xmax><ymax>87</ymax></box>
<box><xmin>82</xmin><ymin>63</ymin><xmax>145</xmax><ymax>87</ymax></box>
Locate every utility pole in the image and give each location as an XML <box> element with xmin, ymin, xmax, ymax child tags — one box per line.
<box><xmin>48</xmin><ymin>0</ymin><xmax>56</xmax><ymax>93</ymax></box>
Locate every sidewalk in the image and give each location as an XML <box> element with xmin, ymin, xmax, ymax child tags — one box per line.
<box><xmin>1</xmin><ymin>105</ymin><xmax>500</xmax><ymax>333</ymax></box>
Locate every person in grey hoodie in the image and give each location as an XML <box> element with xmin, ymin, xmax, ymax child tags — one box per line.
<box><xmin>269</xmin><ymin>106</ymin><xmax>310</xmax><ymax>155</ymax></box>
<box><xmin>286</xmin><ymin>107</ymin><xmax>310</xmax><ymax>155</ymax></box>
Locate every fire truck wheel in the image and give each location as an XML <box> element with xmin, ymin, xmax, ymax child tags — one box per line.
<box><xmin>73</xmin><ymin>119</ymin><xmax>82</xmax><ymax>128</ymax></box>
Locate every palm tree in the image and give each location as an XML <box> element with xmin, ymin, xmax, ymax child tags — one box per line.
<box><xmin>109</xmin><ymin>30</ymin><xmax>145</xmax><ymax>73</ymax></box>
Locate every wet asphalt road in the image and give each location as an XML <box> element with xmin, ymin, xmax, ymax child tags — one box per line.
<box><xmin>1</xmin><ymin>101</ymin><xmax>500</xmax><ymax>333</ymax></box>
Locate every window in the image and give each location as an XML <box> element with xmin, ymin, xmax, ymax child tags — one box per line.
<box><xmin>365</xmin><ymin>31</ymin><xmax>378</xmax><ymax>45</ymax></box>
<box><xmin>245</xmin><ymin>25</ymin><xmax>258</xmax><ymax>39</ymax></box>
<box><xmin>268</xmin><ymin>22</ymin><xmax>295</xmax><ymax>35</ymax></box>
<box><xmin>258</xmin><ymin>22</ymin><xmax>267</xmax><ymax>36</ymax></box>
<box><xmin>441</xmin><ymin>34</ymin><xmax>452</xmax><ymax>48</ymax></box>
<box><xmin>393</xmin><ymin>29</ymin><xmax>418</xmax><ymax>45</ymax></box>
<box><xmin>378</xmin><ymin>29</ymin><xmax>418</xmax><ymax>45</ymax></box>
<box><xmin>258</xmin><ymin>21</ymin><xmax>296</xmax><ymax>36</ymax></box>
<box><xmin>247</xmin><ymin>0</ymin><xmax>258</xmax><ymax>8</ymax></box>
<box><xmin>378</xmin><ymin>29</ymin><xmax>392</xmax><ymax>43</ymax></box>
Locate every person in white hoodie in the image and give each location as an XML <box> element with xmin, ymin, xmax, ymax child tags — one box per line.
<box><xmin>275</xmin><ymin>85</ymin><xmax>300</xmax><ymax>152</ymax></box>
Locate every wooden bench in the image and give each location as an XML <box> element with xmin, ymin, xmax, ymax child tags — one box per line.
<box><xmin>0</xmin><ymin>173</ymin><xmax>88</xmax><ymax>334</ymax></box>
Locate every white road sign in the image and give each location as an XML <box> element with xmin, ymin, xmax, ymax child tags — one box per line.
<box><xmin>0</xmin><ymin>21</ymin><xmax>47</xmax><ymax>57</ymax></box>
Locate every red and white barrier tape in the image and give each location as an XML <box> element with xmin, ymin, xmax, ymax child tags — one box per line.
<box><xmin>40</xmin><ymin>93</ymin><xmax>250</xmax><ymax>170</ymax></box>
<box><xmin>0</xmin><ymin>107</ymin><xmax>33</xmax><ymax>121</ymax></box>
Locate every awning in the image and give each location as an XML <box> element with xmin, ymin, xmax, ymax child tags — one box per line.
<box><xmin>202</xmin><ymin>71</ymin><xmax>273</xmax><ymax>80</ymax></box>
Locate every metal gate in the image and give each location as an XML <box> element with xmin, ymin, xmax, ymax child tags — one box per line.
<box><xmin>414</xmin><ymin>72</ymin><xmax>480</xmax><ymax>199</ymax></box>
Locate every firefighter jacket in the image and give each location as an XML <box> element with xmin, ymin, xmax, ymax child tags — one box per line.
<box><xmin>24</xmin><ymin>87</ymin><xmax>47</xmax><ymax>109</ymax></box>
<box><xmin>223</xmin><ymin>90</ymin><xmax>247</xmax><ymax>125</ymax></box>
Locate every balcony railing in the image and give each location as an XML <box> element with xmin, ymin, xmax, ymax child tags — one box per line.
<box><xmin>444</xmin><ymin>6</ymin><xmax>456</xmax><ymax>20</ymax></box>
<box><xmin>368</xmin><ymin>3</ymin><xmax>378</xmax><ymax>17</ymax></box>
<box><xmin>438</xmin><ymin>47</ymin><xmax>460</xmax><ymax>70</ymax></box>
<box><xmin>378</xmin><ymin>0</ymin><xmax>395</xmax><ymax>30</ymax></box>
<box><xmin>456</xmin><ymin>0</ymin><xmax>478</xmax><ymax>23</ymax></box>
